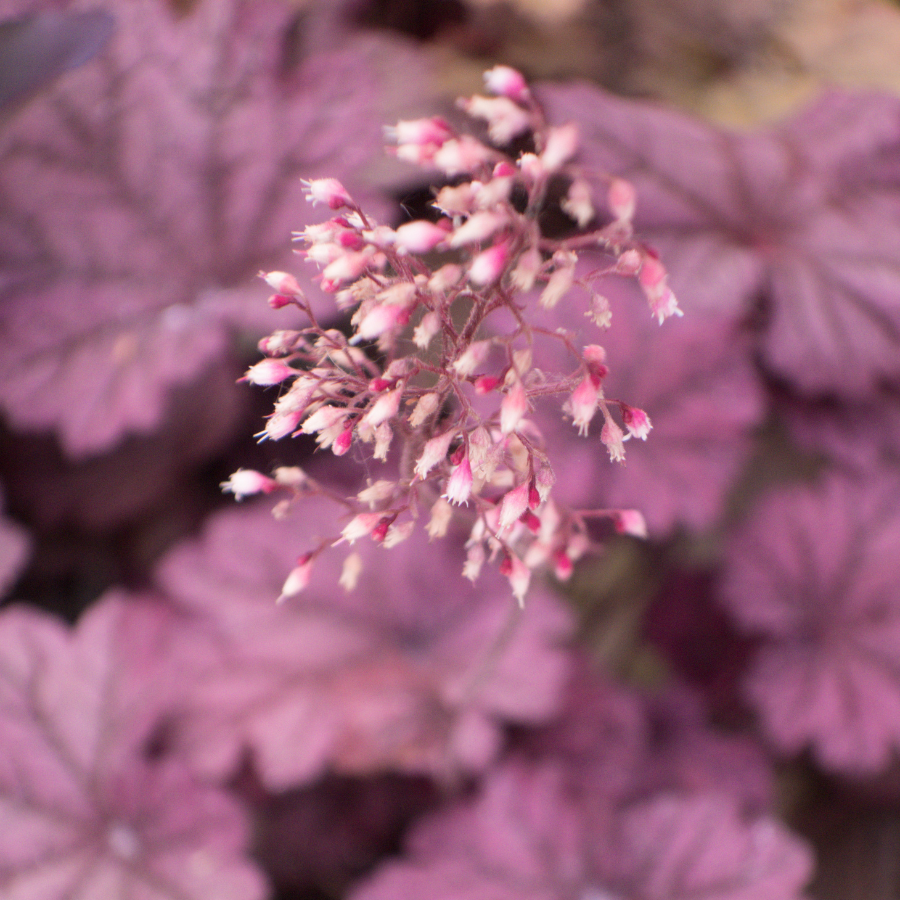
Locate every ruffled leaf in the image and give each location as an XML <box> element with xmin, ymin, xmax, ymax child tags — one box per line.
<box><xmin>155</xmin><ymin>498</ymin><xmax>574</xmax><ymax>789</ymax></box>
<box><xmin>0</xmin><ymin>593</ymin><xmax>267</xmax><ymax>900</ymax></box>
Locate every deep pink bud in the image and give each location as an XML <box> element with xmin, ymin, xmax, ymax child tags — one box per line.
<box><xmin>268</xmin><ymin>293</ymin><xmax>294</xmax><ymax>309</ymax></box>
<box><xmin>332</xmin><ymin>427</ymin><xmax>353</xmax><ymax>456</ymax></box>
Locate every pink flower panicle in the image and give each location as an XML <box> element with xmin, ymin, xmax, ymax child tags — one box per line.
<box><xmin>237</xmin><ymin>68</ymin><xmax>680</xmax><ymax>601</ymax></box>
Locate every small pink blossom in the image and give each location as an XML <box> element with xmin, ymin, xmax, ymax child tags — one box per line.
<box><xmin>444</xmin><ymin>456</ymin><xmax>474</xmax><ymax>506</ymax></box>
<box><xmin>569</xmin><ymin>376</ymin><xmax>600</xmax><ymax>436</ymax></box>
<box><xmin>639</xmin><ymin>255</ymin><xmax>682</xmax><ymax>323</ymax></box>
<box><xmin>335</xmin><ymin>513</ymin><xmax>382</xmax><ymax>545</ymax></box>
<box><xmin>448</xmin><ymin>210</ymin><xmax>508</xmax><ymax>247</ymax></box>
<box><xmin>562</xmin><ymin>177</ymin><xmax>595</xmax><ymax>227</ymax></box>
<box><xmin>608</xmin><ymin>177</ymin><xmax>636</xmax><ymax>221</ymax></box>
<box><xmin>459</xmin><ymin>95</ymin><xmax>531</xmax><ymax>144</ymax></box>
<box><xmin>622</xmin><ymin>405</ymin><xmax>652</xmax><ymax>440</ymax></box>
<box><xmin>415</xmin><ymin>429</ymin><xmax>456</xmax><ymax>480</ymax></box>
<box><xmin>393</xmin><ymin>219</ymin><xmax>449</xmax><ymax>254</ymax></box>
<box><xmin>240</xmin><ymin>358</ymin><xmax>296</xmax><ymax>386</ymax></box>
<box><xmin>498</xmin><ymin>483</ymin><xmax>530</xmax><ymax>531</ymax></box>
<box><xmin>220</xmin><ymin>469</ymin><xmax>277</xmax><ymax>500</ymax></box>
<box><xmin>541</xmin><ymin>123</ymin><xmax>579</xmax><ymax>172</ymax></box>
<box><xmin>483</xmin><ymin>65</ymin><xmax>530</xmax><ymax>101</ymax></box>
<box><xmin>601</xmin><ymin>419</ymin><xmax>626</xmax><ymax>462</ymax></box>
<box><xmin>500</xmin><ymin>552</ymin><xmax>531</xmax><ymax>605</ymax></box>
<box><xmin>277</xmin><ymin>554</ymin><xmax>314</xmax><ymax>603</ymax></box>
<box><xmin>613</xmin><ymin>509</ymin><xmax>648</xmax><ymax>538</ymax></box>
<box><xmin>452</xmin><ymin>340</ymin><xmax>492</xmax><ymax>377</ymax></box>
<box><xmin>468</xmin><ymin>241</ymin><xmax>509</xmax><ymax>286</ymax></box>
<box><xmin>302</xmin><ymin>177</ymin><xmax>353</xmax><ymax>209</ymax></box>
<box><xmin>387</xmin><ymin>116</ymin><xmax>453</xmax><ymax>147</ymax></box>
<box><xmin>500</xmin><ymin>380</ymin><xmax>529</xmax><ymax>434</ymax></box>
<box><xmin>432</xmin><ymin>135</ymin><xmax>494</xmax><ymax>176</ymax></box>
<box><xmin>260</xmin><ymin>270</ymin><xmax>303</xmax><ymax>296</ymax></box>
<box><xmin>301</xmin><ymin>405</ymin><xmax>347</xmax><ymax>434</ymax></box>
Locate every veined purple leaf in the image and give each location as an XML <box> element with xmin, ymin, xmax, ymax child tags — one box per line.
<box><xmin>0</xmin><ymin>8</ymin><xmax>114</xmax><ymax>112</ymax></box>
<box><xmin>155</xmin><ymin>498</ymin><xmax>574</xmax><ymax>789</ymax></box>
<box><xmin>350</xmin><ymin>760</ymin><xmax>813</xmax><ymax>900</ymax></box>
<box><xmin>0</xmin><ymin>593</ymin><xmax>267</xmax><ymax>900</ymax></box>
<box><xmin>522</xmin><ymin>659</ymin><xmax>772</xmax><ymax>815</ymax></box>
<box><xmin>540</xmin><ymin>82</ymin><xmax>900</xmax><ymax>398</ymax></box>
<box><xmin>720</xmin><ymin>471</ymin><xmax>900</xmax><ymax>773</ymax></box>
<box><xmin>0</xmin><ymin>0</ymin><xmax>428</xmax><ymax>456</ymax></box>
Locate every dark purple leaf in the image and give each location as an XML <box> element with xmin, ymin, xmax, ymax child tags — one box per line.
<box><xmin>0</xmin><ymin>0</ymin><xmax>427</xmax><ymax>456</ymax></box>
<box><xmin>523</xmin><ymin>658</ymin><xmax>772</xmax><ymax>814</ymax></box>
<box><xmin>540</xmin><ymin>83</ymin><xmax>900</xmax><ymax>398</ymax></box>
<box><xmin>350</xmin><ymin>760</ymin><xmax>813</xmax><ymax>900</ymax></box>
<box><xmin>0</xmin><ymin>592</ymin><xmax>267</xmax><ymax>900</ymax></box>
<box><xmin>155</xmin><ymin>498</ymin><xmax>574</xmax><ymax>789</ymax></box>
<box><xmin>720</xmin><ymin>470</ymin><xmax>900</xmax><ymax>773</ymax></box>
<box><xmin>0</xmin><ymin>9</ymin><xmax>114</xmax><ymax>112</ymax></box>
<box><xmin>0</xmin><ymin>484</ymin><xmax>29</xmax><ymax>598</ymax></box>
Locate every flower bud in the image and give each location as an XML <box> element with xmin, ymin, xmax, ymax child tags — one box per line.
<box><xmin>221</xmin><ymin>469</ymin><xmax>277</xmax><ymax>500</ymax></box>
<box><xmin>302</xmin><ymin>177</ymin><xmax>353</xmax><ymax>209</ymax></box>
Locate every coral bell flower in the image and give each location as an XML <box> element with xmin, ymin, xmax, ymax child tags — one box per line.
<box><xmin>444</xmin><ymin>455</ymin><xmax>473</xmax><ymax>506</ymax></box>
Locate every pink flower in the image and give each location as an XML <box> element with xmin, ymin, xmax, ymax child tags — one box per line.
<box><xmin>569</xmin><ymin>376</ymin><xmax>600</xmax><ymax>436</ymax></box>
<box><xmin>220</xmin><ymin>469</ymin><xmax>277</xmax><ymax>500</ymax></box>
<box><xmin>498</xmin><ymin>483</ymin><xmax>530</xmax><ymax>532</ymax></box>
<box><xmin>240</xmin><ymin>358</ymin><xmax>297</xmax><ymax>385</ymax></box>
<box><xmin>622</xmin><ymin>405</ymin><xmax>652</xmax><ymax>440</ymax></box>
<box><xmin>483</xmin><ymin>65</ymin><xmax>530</xmax><ymax>101</ymax></box>
<box><xmin>500</xmin><ymin>380</ymin><xmax>529</xmax><ymax>434</ymax></box>
<box><xmin>500</xmin><ymin>552</ymin><xmax>531</xmax><ymax>605</ymax></box>
<box><xmin>601</xmin><ymin>419</ymin><xmax>626</xmax><ymax>462</ymax></box>
<box><xmin>468</xmin><ymin>241</ymin><xmax>509</xmax><ymax>286</ymax></box>
<box><xmin>607</xmin><ymin>177</ymin><xmax>636</xmax><ymax>221</ymax></box>
<box><xmin>415</xmin><ymin>429</ymin><xmax>456</xmax><ymax>480</ymax></box>
<box><xmin>302</xmin><ymin>177</ymin><xmax>353</xmax><ymax>209</ymax></box>
<box><xmin>444</xmin><ymin>456</ymin><xmax>474</xmax><ymax>506</ymax></box>
<box><xmin>541</xmin><ymin>123</ymin><xmax>579</xmax><ymax>172</ymax></box>
<box><xmin>277</xmin><ymin>554</ymin><xmax>314</xmax><ymax>603</ymax></box>
<box><xmin>260</xmin><ymin>270</ymin><xmax>303</xmax><ymax>296</ymax></box>
<box><xmin>393</xmin><ymin>220</ymin><xmax>448</xmax><ymax>253</ymax></box>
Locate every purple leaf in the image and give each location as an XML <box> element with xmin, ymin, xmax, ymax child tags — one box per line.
<box><xmin>0</xmin><ymin>9</ymin><xmax>114</xmax><ymax>111</ymax></box>
<box><xmin>522</xmin><ymin>659</ymin><xmax>772</xmax><ymax>814</ymax></box>
<box><xmin>540</xmin><ymin>82</ymin><xmax>900</xmax><ymax>398</ymax></box>
<box><xmin>0</xmin><ymin>484</ymin><xmax>29</xmax><ymax>598</ymax></box>
<box><xmin>155</xmin><ymin>498</ymin><xmax>574</xmax><ymax>789</ymax></box>
<box><xmin>533</xmin><ymin>263</ymin><xmax>764</xmax><ymax>534</ymax></box>
<box><xmin>720</xmin><ymin>471</ymin><xmax>900</xmax><ymax>773</ymax></box>
<box><xmin>0</xmin><ymin>0</ymin><xmax>426</xmax><ymax>456</ymax></box>
<box><xmin>350</xmin><ymin>760</ymin><xmax>813</xmax><ymax>900</ymax></box>
<box><xmin>0</xmin><ymin>592</ymin><xmax>267</xmax><ymax>900</ymax></box>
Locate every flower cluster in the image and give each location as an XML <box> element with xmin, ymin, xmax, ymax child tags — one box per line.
<box><xmin>226</xmin><ymin>67</ymin><xmax>681</xmax><ymax>602</ymax></box>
